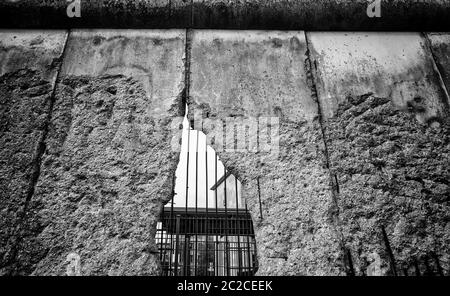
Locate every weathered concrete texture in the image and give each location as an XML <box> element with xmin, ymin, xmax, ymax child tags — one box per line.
<box><xmin>14</xmin><ymin>30</ymin><xmax>186</xmax><ymax>275</ymax></box>
<box><xmin>2</xmin><ymin>0</ymin><xmax>450</xmax><ymax>30</ymax></box>
<box><xmin>308</xmin><ymin>32</ymin><xmax>449</xmax><ymax>122</ymax></box>
<box><xmin>309</xmin><ymin>32</ymin><xmax>450</xmax><ymax>275</ymax></box>
<box><xmin>189</xmin><ymin>30</ymin><xmax>345</xmax><ymax>275</ymax></box>
<box><xmin>0</xmin><ymin>31</ymin><xmax>67</xmax><ymax>274</ymax></box>
<box><xmin>0</xmin><ymin>0</ymin><xmax>191</xmax><ymax>29</ymax></box>
<box><xmin>427</xmin><ymin>33</ymin><xmax>450</xmax><ymax>107</ymax></box>
<box><xmin>192</xmin><ymin>0</ymin><xmax>450</xmax><ymax>30</ymax></box>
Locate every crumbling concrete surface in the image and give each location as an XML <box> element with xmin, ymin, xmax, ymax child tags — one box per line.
<box><xmin>2</xmin><ymin>0</ymin><xmax>450</xmax><ymax>31</ymax></box>
<box><xmin>188</xmin><ymin>30</ymin><xmax>345</xmax><ymax>275</ymax></box>
<box><xmin>0</xmin><ymin>31</ymin><xmax>67</xmax><ymax>275</ymax></box>
<box><xmin>1</xmin><ymin>29</ymin><xmax>449</xmax><ymax>276</ymax></box>
<box><xmin>11</xmin><ymin>30</ymin><xmax>186</xmax><ymax>275</ymax></box>
<box><xmin>308</xmin><ymin>32</ymin><xmax>450</xmax><ymax>275</ymax></box>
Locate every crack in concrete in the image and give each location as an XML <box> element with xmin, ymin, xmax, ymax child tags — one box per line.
<box><xmin>153</xmin><ymin>28</ymin><xmax>192</xmax><ymax>276</ymax></box>
<box><xmin>3</xmin><ymin>30</ymin><xmax>71</xmax><ymax>275</ymax></box>
<box><xmin>381</xmin><ymin>225</ymin><xmax>398</xmax><ymax>276</ymax></box>
<box><xmin>422</xmin><ymin>32</ymin><xmax>450</xmax><ymax>112</ymax></box>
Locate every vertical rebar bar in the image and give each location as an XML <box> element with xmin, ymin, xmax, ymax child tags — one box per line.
<box><xmin>174</xmin><ymin>215</ymin><xmax>181</xmax><ymax>276</ymax></box>
<box><xmin>235</xmin><ymin>176</ymin><xmax>242</xmax><ymax>275</ymax></box>
<box><xmin>183</xmin><ymin>123</ymin><xmax>191</xmax><ymax>276</ymax></box>
<box><xmin>215</xmin><ymin>153</ymin><xmax>218</xmax><ymax>276</ymax></box>
<box><xmin>205</xmin><ymin>138</ymin><xmax>209</xmax><ymax>276</ymax></box>
<box><xmin>245</xmin><ymin>202</ymin><xmax>252</xmax><ymax>275</ymax></box>
<box><xmin>158</xmin><ymin>127</ymin><xmax>258</xmax><ymax>277</ymax></box>
<box><xmin>257</xmin><ymin>177</ymin><xmax>263</xmax><ymax>220</ymax></box>
<box><xmin>194</xmin><ymin>131</ymin><xmax>199</xmax><ymax>275</ymax></box>
<box><xmin>224</xmin><ymin>169</ymin><xmax>230</xmax><ymax>276</ymax></box>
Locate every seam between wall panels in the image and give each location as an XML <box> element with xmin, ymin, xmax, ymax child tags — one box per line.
<box><xmin>155</xmin><ymin>28</ymin><xmax>192</xmax><ymax>275</ymax></box>
<box><xmin>422</xmin><ymin>32</ymin><xmax>450</xmax><ymax>113</ymax></box>
<box><xmin>303</xmin><ymin>31</ymin><xmax>354</xmax><ymax>276</ymax></box>
<box><xmin>7</xmin><ymin>29</ymin><xmax>71</xmax><ymax>275</ymax></box>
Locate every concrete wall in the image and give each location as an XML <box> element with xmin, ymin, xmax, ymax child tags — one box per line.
<box><xmin>0</xmin><ymin>31</ymin><xmax>68</xmax><ymax>274</ymax></box>
<box><xmin>188</xmin><ymin>30</ymin><xmax>344</xmax><ymax>275</ymax></box>
<box><xmin>187</xmin><ymin>30</ymin><xmax>450</xmax><ymax>275</ymax></box>
<box><xmin>307</xmin><ymin>32</ymin><xmax>450</xmax><ymax>275</ymax></box>
<box><xmin>0</xmin><ymin>29</ymin><xmax>449</xmax><ymax>276</ymax></box>
<box><xmin>1</xmin><ymin>30</ymin><xmax>186</xmax><ymax>275</ymax></box>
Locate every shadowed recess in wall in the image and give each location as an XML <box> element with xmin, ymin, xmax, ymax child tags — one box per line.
<box><xmin>156</xmin><ymin>110</ymin><xmax>258</xmax><ymax>276</ymax></box>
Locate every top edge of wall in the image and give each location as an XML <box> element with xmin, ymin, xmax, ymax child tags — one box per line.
<box><xmin>1</xmin><ymin>0</ymin><xmax>450</xmax><ymax>31</ymax></box>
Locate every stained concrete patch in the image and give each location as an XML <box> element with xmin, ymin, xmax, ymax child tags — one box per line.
<box><xmin>309</xmin><ymin>32</ymin><xmax>450</xmax><ymax>275</ymax></box>
<box><xmin>308</xmin><ymin>32</ymin><xmax>449</xmax><ymax>122</ymax></box>
<box><xmin>189</xmin><ymin>30</ymin><xmax>345</xmax><ymax>275</ymax></box>
<box><xmin>326</xmin><ymin>95</ymin><xmax>449</xmax><ymax>275</ymax></box>
<box><xmin>2</xmin><ymin>29</ymin><xmax>449</xmax><ymax>276</ymax></box>
<box><xmin>15</xmin><ymin>30</ymin><xmax>186</xmax><ymax>275</ymax></box>
<box><xmin>0</xmin><ymin>31</ymin><xmax>67</xmax><ymax>275</ymax></box>
<box><xmin>0</xmin><ymin>31</ymin><xmax>67</xmax><ymax>79</ymax></box>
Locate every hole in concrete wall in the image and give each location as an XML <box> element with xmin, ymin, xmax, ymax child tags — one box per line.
<box><xmin>156</xmin><ymin>108</ymin><xmax>258</xmax><ymax>276</ymax></box>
